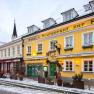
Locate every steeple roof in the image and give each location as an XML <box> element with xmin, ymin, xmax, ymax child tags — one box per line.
<box><xmin>12</xmin><ymin>20</ymin><xmax>17</xmax><ymax>40</ymax></box>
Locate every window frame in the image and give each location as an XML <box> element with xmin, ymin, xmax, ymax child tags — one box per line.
<box><xmin>49</xmin><ymin>40</ymin><xmax>57</xmax><ymax>51</ymax></box>
<box><xmin>82</xmin><ymin>31</ymin><xmax>94</xmax><ymax>47</ymax></box>
<box><xmin>64</xmin><ymin>60</ymin><xmax>74</xmax><ymax>71</ymax></box>
<box><xmin>82</xmin><ymin>59</ymin><xmax>94</xmax><ymax>72</ymax></box>
<box><xmin>64</xmin><ymin>35</ymin><xmax>74</xmax><ymax>49</ymax></box>
<box><xmin>37</xmin><ymin>43</ymin><xmax>42</xmax><ymax>53</ymax></box>
<box><xmin>26</xmin><ymin>46</ymin><xmax>31</xmax><ymax>55</ymax></box>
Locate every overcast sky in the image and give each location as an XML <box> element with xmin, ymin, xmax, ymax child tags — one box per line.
<box><xmin>0</xmin><ymin>0</ymin><xmax>89</xmax><ymax>42</ymax></box>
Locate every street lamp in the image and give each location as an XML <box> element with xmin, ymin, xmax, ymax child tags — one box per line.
<box><xmin>88</xmin><ymin>78</ymin><xmax>91</xmax><ymax>90</ymax></box>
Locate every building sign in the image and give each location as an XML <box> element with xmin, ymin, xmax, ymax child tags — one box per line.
<box><xmin>27</xmin><ymin>18</ymin><xmax>94</xmax><ymax>41</ymax></box>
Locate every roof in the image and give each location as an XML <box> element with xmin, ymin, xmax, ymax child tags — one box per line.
<box><xmin>22</xmin><ymin>12</ymin><xmax>94</xmax><ymax>38</ymax></box>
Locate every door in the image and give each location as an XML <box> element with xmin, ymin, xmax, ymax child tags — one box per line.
<box><xmin>49</xmin><ymin>63</ymin><xmax>56</xmax><ymax>76</ymax></box>
<box><xmin>27</xmin><ymin>65</ymin><xmax>32</xmax><ymax>76</ymax></box>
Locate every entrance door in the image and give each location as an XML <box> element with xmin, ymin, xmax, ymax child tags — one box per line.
<box><xmin>27</xmin><ymin>65</ymin><xmax>32</xmax><ymax>76</ymax></box>
<box><xmin>49</xmin><ymin>63</ymin><xmax>56</xmax><ymax>76</ymax></box>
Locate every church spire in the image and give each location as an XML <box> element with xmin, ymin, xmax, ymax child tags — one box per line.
<box><xmin>12</xmin><ymin>20</ymin><xmax>17</xmax><ymax>40</ymax></box>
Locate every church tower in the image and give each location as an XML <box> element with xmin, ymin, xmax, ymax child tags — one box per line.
<box><xmin>12</xmin><ymin>20</ymin><xmax>17</xmax><ymax>40</ymax></box>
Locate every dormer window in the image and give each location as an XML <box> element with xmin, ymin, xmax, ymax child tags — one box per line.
<box><xmin>42</xmin><ymin>18</ymin><xmax>56</xmax><ymax>29</ymax></box>
<box><xmin>61</xmin><ymin>8</ymin><xmax>78</xmax><ymax>22</ymax></box>
<box><xmin>27</xmin><ymin>25</ymin><xmax>40</xmax><ymax>34</ymax></box>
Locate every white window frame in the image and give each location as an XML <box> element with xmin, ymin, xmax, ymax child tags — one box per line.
<box><xmin>64</xmin><ymin>60</ymin><xmax>74</xmax><ymax>71</ymax></box>
<box><xmin>26</xmin><ymin>45</ymin><xmax>31</xmax><ymax>55</ymax></box>
<box><xmin>17</xmin><ymin>45</ymin><xmax>20</xmax><ymax>55</ymax></box>
<box><xmin>8</xmin><ymin>48</ymin><xmax>10</xmax><ymax>57</ymax></box>
<box><xmin>82</xmin><ymin>31</ymin><xmax>94</xmax><ymax>46</ymax></box>
<box><xmin>49</xmin><ymin>40</ymin><xmax>57</xmax><ymax>51</ymax></box>
<box><xmin>12</xmin><ymin>47</ymin><xmax>15</xmax><ymax>56</ymax></box>
<box><xmin>37</xmin><ymin>43</ymin><xmax>42</xmax><ymax>53</ymax></box>
<box><xmin>64</xmin><ymin>35</ymin><xmax>74</xmax><ymax>49</ymax></box>
<box><xmin>82</xmin><ymin>59</ymin><xmax>94</xmax><ymax>72</ymax></box>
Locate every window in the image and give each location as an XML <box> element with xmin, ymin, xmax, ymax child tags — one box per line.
<box><xmin>12</xmin><ymin>47</ymin><xmax>15</xmax><ymax>56</ymax></box>
<box><xmin>1</xmin><ymin>50</ymin><xmax>3</xmax><ymax>57</ymax></box>
<box><xmin>8</xmin><ymin>48</ymin><xmax>10</xmax><ymax>56</ymax></box>
<box><xmin>49</xmin><ymin>40</ymin><xmax>57</xmax><ymax>51</ymax></box>
<box><xmin>83</xmin><ymin>60</ymin><xmax>94</xmax><ymax>72</ymax></box>
<box><xmin>37</xmin><ymin>43</ymin><xmax>42</xmax><ymax>53</ymax></box>
<box><xmin>64</xmin><ymin>61</ymin><xmax>73</xmax><ymax>71</ymax></box>
<box><xmin>83</xmin><ymin>32</ymin><xmax>93</xmax><ymax>47</ymax></box>
<box><xmin>64</xmin><ymin>35</ymin><xmax>73</xmax><ymax>49</ymax></box>
<box><xmin>27</xmin><ymin>46</ymin><xmax>31</xmax><ymax>55</ymax></box>
<box><xmin>17</xmin><ymin>45</ymin><xmax>20</xmax><ymax>55</ymax></box>
<box><xmin>4</xmin><ymin>49</ymin><xmax>6</xmax><ymax>57</ymax></box>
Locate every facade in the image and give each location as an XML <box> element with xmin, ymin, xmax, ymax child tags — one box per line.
<box><xmin>0</xmin><ymin>22</ymin><xmax>24</xmax><ymax>74</ymax></box>
<box><xmin>22</xmin><ymin>12</ymin><xmax>94</xmax><ymax>79</ymax></box>
<box><xmin>0</xmin><ymin>38</ymin><xmax>23</xmax><ymax>74</ymax></box>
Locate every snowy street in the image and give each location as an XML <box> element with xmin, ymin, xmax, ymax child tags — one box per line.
<box><xmin>0</xmin><ymin>85</ymin><xmax>63</xmax><ymax>94</ymax></box>
<box><xmin>0</xmin><ymin>78</ymin><xmax>94</xmax><ymax>94</ymax></box>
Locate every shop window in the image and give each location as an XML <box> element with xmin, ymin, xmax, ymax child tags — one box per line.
<box><xmin>64</xmin><ymin>61</ymin><xmax>73</xmax><ymax>71</ymax></box>
<box><xmin>83</xmin><ymin>60</ymin><xmax>94</xmax><ymax>72</ymax></box>
<box><xmin>64</xmin><ymin>35</ymin><xmax>73</xmax><ymax>50</ymax></box>
<box><xmin>82</xmin><ymin>32</ymin><xmax>93</xmax><ymax>48</ymax></box>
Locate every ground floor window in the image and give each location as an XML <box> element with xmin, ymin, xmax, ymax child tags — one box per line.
<box><xmin>83</xmin><ymin>60</ymin><xmax>94</xmax><ymax>72</ymax></box>
<box><xmin>64</xmin><ymin>61</ymin><xmax>73</xmax><ymax>71</ymax></box>
<box><xmin>27</xmin><ymin>63</ymin><xmax>43</xmax><ymax>77</ymax></box>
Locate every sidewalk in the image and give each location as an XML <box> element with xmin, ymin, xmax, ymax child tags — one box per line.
<box><xmin>0</xmin><ymin>78</ymin><xmax>94</xmax><ymax>94</ymax></box>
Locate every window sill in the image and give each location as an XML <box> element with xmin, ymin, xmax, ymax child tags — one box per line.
<box><xmin>82</xmin><ymin>71</ymin><xmax>94</xmax><ymax>73</ymax></box>
<box><xmin>63</xmin><ymin>70</ymin><xmax>74</xmax><ymax>72</ymax></box>
<box><xmin>26</xmin><ymin>53</ymin><xmax>31</xmax><ymax>56</ymax></box>
<box><xmin>48</xmin><ymin>50</ymin><xmax>56</xmax><ymax>53</ymax></box>
<box><xmin>37</xmin><ymin>52</ymin><xmax>42</xmax><ymax>54</ymax></box>
<box><xmin>82</xmin><ymin>44</ymin><xmax>93</xmax><ymax>48</ymax></box>
<box><xmin>64</xmin><ymin>47</ymin><xmax>73</xmax><ymax>51</ymax></box>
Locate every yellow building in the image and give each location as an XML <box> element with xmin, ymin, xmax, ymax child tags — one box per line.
<box><xmin>22</xmin><ymin>10</ymin><xmax>94</xmax><ymax>79</ymax></box>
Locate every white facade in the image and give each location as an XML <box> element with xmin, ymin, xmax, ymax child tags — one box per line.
<box><xmin>0</xmin><ymin>37</ymin><xmax>22</xmax><ymax>60</ymax></box>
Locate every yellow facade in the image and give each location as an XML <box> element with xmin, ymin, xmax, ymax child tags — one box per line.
<box><xmin>22</xmin><ymin>13</ymin><xmax>94</xmax><ymax>79</ymax></box>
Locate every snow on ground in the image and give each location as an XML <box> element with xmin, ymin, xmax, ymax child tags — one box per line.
<box><xmin>0</xmin><ymin>85</ymin><xmax>63</xmax><ymax>94</ymax></box>
<box><xmin>0</xmin><ymin>78</ymin><xmax>94</xmax><ymax>94</ymax></box>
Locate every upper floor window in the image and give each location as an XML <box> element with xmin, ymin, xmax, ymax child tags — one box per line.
<box><xmin>37</xmin><ymin>43</ymin><xmax>42</xmax><ymax>53</ymax></box>
<box><xmin>83</xmin><ymin>60</ymin><xmax>94</xmax><ymax>72</ymax></box>
<box><xmin>1</xmin><ymin>50</ymin><xmax>3</xmax><ymax>57</ymax></box>
<box><xmin>64</xmin><ymin>35</ymin><xmax>73</xmax><ymax>50</ymax></box>
<box><xmin>12</xmin><ymin>47</ymin><xmax>15</xmax><ymax>56</ymax></box>
<box><xmin>49</xmin><ymin>40</ymin><xmax>57</xmax><ymax>51</ymax></box>
<box><xmin>4</xmin><ymin>49</ymin><xmax>6</xmax><ymax>57</ymax></box>
<box><xmin>83</xmin><ymin>32</ymin><xmax>93</xmax><ymax>47</ymax></box>
<box><xmin>26</xmin><ymin>46</ymin><xmax>31</xmax><ymax>55</ymax></box>
<box><xmin>17</xmin><ymin>45</ymin><xmax>20</xmax><ymax>55</ymax></box>
<box><xmin>64</xmin><ymin>61</ymin><xmax>73</xmax><ymax>71</ymax></box>
<box><xmin>8</xmin><ymin>48</ymin><xmax>10</xmax><ymax>56</ymax></box>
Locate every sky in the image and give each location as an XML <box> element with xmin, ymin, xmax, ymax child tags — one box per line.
<box><xmin>0</xmin><ymin>0</ymin><xmax>89</xmax><ymax>42</ymax></box>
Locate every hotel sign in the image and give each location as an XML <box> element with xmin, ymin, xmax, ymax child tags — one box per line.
<box><xmin>28</xmin><ymin>18</ymin><xmax>94</xmax><ymax>41</ymax></box>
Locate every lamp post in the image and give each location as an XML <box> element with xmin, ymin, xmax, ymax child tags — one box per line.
<box><xmin>88</xmin><ymin>78</ymin><xmax>91</xmax><ymax>90</ymax></box>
